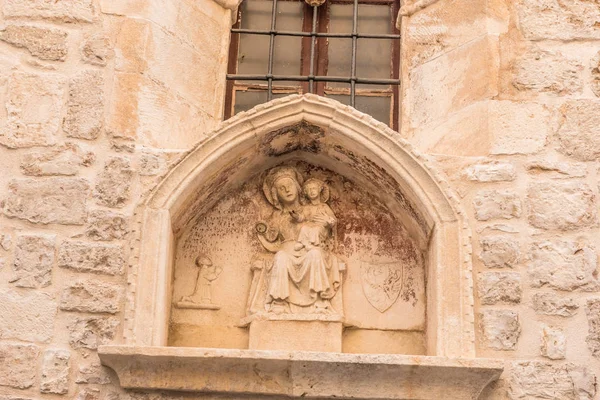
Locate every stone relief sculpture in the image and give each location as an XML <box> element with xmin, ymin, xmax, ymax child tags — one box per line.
<box><xmin>245</xmin><ymin>166</ymin><xmax>345</xmax><ymax>318</ymax></box>
<box><xmin>176</xmin><ymin>255</ymin><xmax>223</xmax><ymax>310</ymax></box>
<box><xmin>360</xmin><ymin>260</ymin><xmax>404</xmax><ymax>313</ymax></box>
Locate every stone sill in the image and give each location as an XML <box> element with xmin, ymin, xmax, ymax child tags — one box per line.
<box><xmin>98</xmin><ymin>345</ymin><xmax>503</xmax><ymax>399</ymax></box>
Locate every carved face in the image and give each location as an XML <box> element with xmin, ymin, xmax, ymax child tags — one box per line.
<box><xmin>275</xmin><ymin>177</ymin><xmax>299</xmax><ymax>204</ymax></box>
<box><xmin>304</xmin><ymin>181</ymin><xmax>322</xmax><ymax>201</ymax></box>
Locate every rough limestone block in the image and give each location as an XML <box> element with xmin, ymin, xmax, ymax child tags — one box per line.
<box><xmin>527</xmin><ymin>181</ymin><xmax>597</xmax><ymax>230</ymax></box>
<box><xmin>540</xmin><ymin>325</ymin><xmax>566</xmax><ymax>360</ymax></box>
<box><xmin>75</xmin><ymin>356</ymin><xmax>111</xmax><ymax>384</ymax></box>
<box><xmin>68</xmin><ymin>316</ymin><xmax>119</xmax><ymax>349</ymax></box>
<box><xmin>58</xmin><ymin>241</ymin><xmax>125</xmax><ymax>276</ymax></box>
<box><xmin>592</xmin><ymin>51</ymin><xmax>600</xmax><ymax>98</ymax></box>
<box><xmin>529</xmin><ymin>241</ymin><xmax>599</xmax><ymax>292</ymax></box>
<box><xmin>3</xmin><ymin>0</ymin><xmax>96</xmax><ymax>23</ymax></box>
<box><xmin>479</xmin><ymin>236</ymin><xmax>520</xmax><ymax>268</ymax></box>
<box><xmin>480</xmin><ymin>309</ymin><xmax>520</xmax><ymax>350</ymax></box>
<box><xmin>60</xmin><ymin>280</ymin><xmax>122</xmax><ymax>314</ymax></box>
<box><xmin>0</xmin><ymin>233</ymin><xmax>12</xmax><ymax>251</ymax></box>
<box><xmin>532</xmin><ymin>293</ymin><xmax>578</xmax><ymax>317</ymax></box>
<box><xmin>489</xmin><ymin>101</ymin><xmax>549</xmax><ymax>155</ymax></box>
<box><xmin>20</xmin><ymin>143</ymin><xmax>95</xmax><ymax>176</ymax></box>
<box><xmin>509</xmin><ymin>362</ymin><xmax>596</xmax><ymax>400</ymax></box>
<box><xmin>0</xmin><ymin>72</ymin><xmax>64</xmax><ymax>148</ymax></box>
<box><xmin>517</xmin><ymin>0</ymin><xmax>600</xmax><ymax>41</ymax></box>
<box><xmin>12</xmin><ymin>234</ymin><xmax>55</xmax><ymax>288</ymax></box>
<box><xmin>0</xmin><ymin>343</ymin><xmax>39</xmax><ymax>389</ymax></box>
<box><xmin>139</xmin><ymin>152</ymin><xmax>168</xmax><ymax>176</ymax></box>
<box><xmin>94</xmin><ymin>157</ymin><xmax>133</xmax><ymax>208</ymax></box>
<box><xmin>86</xmin><ymin>210</ymin><xmax>128</xmax><ymax>241</ymax></box>
<box><xmin>586</xmin><ymin>299</ymin><xmax>600</xmax><ymax>357</ymax></box>
<box><xmin>81</xmin><ymin>34</ymin><xmax>114</xmax><ymax>66</ymax></box>
<box><xmin>465</xmin><ymin>162</ymin><xmax>516</xmax><ymax>182</ymax></box>
<box><xmin>0</xmin><ymin>24</ymin><xmax>67</xmax><ymax>61</ymax></box>
<box><xmin>478</xmin><ymin>272</ymin><xmax>522</xmax><ymax>305</ymax></box>
<box><xmin>526</xmin><ymin>159</ymin><xmax>587</xmax><ymax>179</ymax></box>
<box><xmin>513</xmin><ymin>48</ymin><xmax>583</xmax><ymax>95</ymax></box>
<box><xmin>40</xmin><ymin>349</ymin><xmax>70</xmax><ymax>394</ymax></box>
<box><xmin>3</xmin><ymin>178</ymin><xmax>89</xmax><ymax>225</ymax></box>
<box><xmin>557</xmin><ymin>100</ymin><xmax>600</xmax><ymax>161</ymax></box>
<box><xmin>0</xmin><ymin>289</ymin><xmax>57</xmax><ymax>342</ymax></box>
<box><xmin>64</xmin><ymin>70</ymin><xmax>104</xmax><ymax>140</ymax></box>
<box><xmin>473</xmin><ymin>190</ymin><xmax>521</xmax><ymax>221</ymax></box>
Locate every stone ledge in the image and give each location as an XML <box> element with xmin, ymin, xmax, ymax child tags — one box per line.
<box><xmin>98</xmin><ymin>345</ymin><xmax>503</xmax><ymax>399</ymax></box>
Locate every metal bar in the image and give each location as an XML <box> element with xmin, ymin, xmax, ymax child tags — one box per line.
<box><xmin>231</xmin><ymin>28</ymin><xmax>400</xmax><ymax>40</ymax></box>
<box><xmin>308</xmin><ymin>6</ymin><xmax>318</xmax><ymax>93</ymax></box>
<box><xmin>267</xmin><ymin>0</ymin><xmax>278</xmax><ymax>101</ymax></box>
<box><xmin>227</xmin><ymin>74</ymin><xmax>400</xmax><ymax>85</ymax></box>
<box><xmin>350</xmin><ymin>0</ymin><xmax>358</xmax><ymax>107</ymax></box>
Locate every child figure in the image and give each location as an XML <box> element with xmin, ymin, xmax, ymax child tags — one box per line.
<box><xmin>294</xmin><ymin>178</ymin><xmax>336</xmax><ymax>251</ymax></box>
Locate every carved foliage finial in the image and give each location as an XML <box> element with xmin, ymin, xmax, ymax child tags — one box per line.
<box><xmin>304</xmin><ymin>0</ymin><xmax>326</xmax><ymax>6</ymax></box>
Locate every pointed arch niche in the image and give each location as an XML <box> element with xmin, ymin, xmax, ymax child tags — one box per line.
<box><xmin>99</xmin><ymin>95</ymin><xmax>502</xmax><ymax>399</ymax></box>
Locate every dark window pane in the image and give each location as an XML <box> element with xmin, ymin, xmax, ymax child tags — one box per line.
<box><xmin>234</xmin><ymin>90</ymin><xmax>268</xmax><ymax>114</ymax></box>
<box><xmin>329</xmin><ymin>4</ymin><xmax>352</xmax><ymax>33</ymax></box>
<box><xmin>355</xmin><ymin>95</ymin><xmax>391</xmax><ymax>125</ymax></box>
<box><xmin>356</xmin><ymin>38</ymin><xmax>391</xmax><ymax>87</ymax></box>
<box><xmin>325</xmin><ymin>93</ymin><xmax>350</xmax><ymax>106</ymax></box>
<box><xmin>240</xmin><ymin>1</ymin><xmax>272</xmax><ymax>31</ymax></box>
<box><xmin>327</xmin><ymin>38</ymin><xmax>352</xmax><ymax>86</ymax></box>
<box><xmin>358</xmin><ymin>4</ymin><xmax>391</xmax><ymax>34</ymax></box>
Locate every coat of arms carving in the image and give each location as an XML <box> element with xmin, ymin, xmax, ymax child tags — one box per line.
<box><xmin>360</xmin><ymin>260</ymin><xmax>404</xmax><ymax>313</ymax></box>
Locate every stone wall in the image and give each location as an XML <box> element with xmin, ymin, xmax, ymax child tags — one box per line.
<box><xmin>402</xmin><ymin>0</ymin><xmax>600</xmax><ymax>398</ymax></box>
<box><xmin>0</xmin><ymin>0</ymin><xmax>231</xmax><ymax>400</ymax></box>
<box><xmin>0</xmin><ymin>0</ymin><xmax>599</xmax><ymax>399</ymax></box>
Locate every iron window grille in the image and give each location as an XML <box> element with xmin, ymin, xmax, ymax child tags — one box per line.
<box><xmin>225</xmin><ymin>0</ymin><xmax>401</xmax><ymax>130</ymax></box>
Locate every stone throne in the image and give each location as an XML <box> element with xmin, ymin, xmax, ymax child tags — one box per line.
<box><xmin>98</xmin><ymin>95</ymin><xmax>503</xmax><ymax>399</ymax></box>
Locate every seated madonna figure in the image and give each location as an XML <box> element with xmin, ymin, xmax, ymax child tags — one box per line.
<box><xmin>250</xmin><ymin>166</ymin><xmax>342</xmax><ymax>315</ymax></box>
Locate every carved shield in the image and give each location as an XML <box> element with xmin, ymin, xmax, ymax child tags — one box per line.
<box><xmin>360</xmin><ymin>260</ymin><xmax>404</xmax><ymax>313</ymax></box>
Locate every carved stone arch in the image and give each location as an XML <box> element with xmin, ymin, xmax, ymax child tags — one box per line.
<box><xmin>120</xmin><ymin>94</ymin><xmax>475</xmax><ymax>359</ymax></box>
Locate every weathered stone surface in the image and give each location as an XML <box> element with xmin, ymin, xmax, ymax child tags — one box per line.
<box><xmin>473</xmin><ymin>190</ymin><xmax>521</xmax><ymax>221</ymax></box>
<box><xmin>40</xmin><ymin>349</ymin><xmax>70</xmax><ymax>394</ymax></box>
<box><xmin>529</xmin><ymin>241</ymin><xmax>599</xmax><ymax>292</ymax></box>
<box><xmin>68</xmin><ymin>316</ymin><xmax>119</xmax><ymax>349</ymax></box>
<box><xmin>76</xmin><ymin>389</ymin><xmax>100</xmax><ymax>400</ymax></box>
<box><xmin>0</xmin><ymin>24</ymin><xmax>67</xmax><ymax>61</ymax></box>
<box><xmin>513</xmin><ymin>48</ymin><xmax>583</xmax><ymax>95</ymax></box>
<box><xmin>3</xmin><ymin>178</ymin><xmax>89</xmax><ymax>225</ymax></box>
<box><xmin>526</xmin><ymin>160</ymin><xmax>587</xmax><ymax>179</ymax></box>
<box><xmin>76</xmin><ymin>357</ymin><xmax>111</xmax><ymax>384</ymax></box>
<box><xmin>557</xmin><ymin>100</ymin><xmax>600</xmax><ymax>161</ymax></box>
<box><xmin>81</xmin><ymin>34</ymin><xmax>114</xmax><ymax>66</ymax></box>
<box><xmin>86</xmin><ymin>210</ymin><xmax>128</xmax><ymax>241</ymax></box>
<box><xmin>20</xmin><ymin>142</ymin><xmax>95</xmax><ymax>176</ymax></box>
<box><xmin>532</xmin><ymin>293</ymin><xmax>579</xmax><ymax>317</ymax></box>
<box><xmin>139</xmin><ymin>152</ymin><xmax>168</xmax><ymax>176</ymax></box>
<box><xmin>12</xmin><ymin>234</ymin><xmax>55</xmax><ymax>288</ymax></box>
<box><xmin>541</xmin><ymin>325</ymin><xmax>566</xmax><ymax>360</ymax></box>
<box><xmin>480</xmin><ymin>310</ymin><xmax>520</xmax><ymax>350</ymax></box>
<box><xmin>0</xmin><ymin>72</ymin><xmax>64</xmax><ymax>148</ymax></box>
<box><xmin>0</xmin><ymin>289</ymin><xmax>56</xmax><ymax>342</ymax></box>
<box><xmin>465</xmin><ymin>162</ymin><xmax>516</xmax><ymax>182</ymax></box>
<box><xmin>60</xmin><ymin>280</ymin><xmax>122</xmax><ymax>314</ymax></box>
<box><xmin>509</xmin><ymin>362</ymin><xmax>596</xmax><ymax>400</ymax></box>
<box><xmin>58</xmin><ymin>241</ymin><xmax>125</xmax><ymax>276</ymax></box>
<box><xmin>586</xmin><ymin>299</ymin><xmax>600</xmax><ymax>357</ymax></box>
<box><xmin>527</xmin><ymin>181</ymin><xmax>596</xmax><ymax>230</ymax></box>
<box><xmin>479</xmin><ymin>236</ymin><xmax>520</xmax><ymax>268</ymax></box>
<box><xmin>0</xmin><ymin>233</ymin><xmax>12</xmax><ymax>251</ymax></box>
<box><xmin>0</xmin><ymin>343</ymin><xmax>38</xmax><ymax>389</ymax></box>
<box><xmin>517</xmin><ymin>0</ymin><xmax>600</xmax><ymax>41</ymax></box>
<box><xmin>64</xmin><ymin>70</ymin><xmax>104</xmax><ymax>140</ymax></box>
<box><xmin>478</xmin><ymin>272</ymin><xmax>522</xmax><ymax>305</ymax></box>
<box><xmin>489</xmin><ymin>101</ymin><xmax>550</xmax><ymax>155</ymax></box>
<box><xmin>94</xmin><ymin>157</ymin><xmax>133</xmax><ymax>208</ymax></box>
<box><xmin>3</xmin><ymin>0</ymin><xmax>96</xmax><ymax>22</ymax></box>
<box><xmin>592</xmin><ymin>51</ymin><xmax>600</xmax><ymax>98</ymax></box>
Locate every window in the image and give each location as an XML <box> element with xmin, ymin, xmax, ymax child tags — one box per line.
<box><xmin>224</xmin><ymin>0</ymin><xmax>401</xmax><ymax>130</ymax></box>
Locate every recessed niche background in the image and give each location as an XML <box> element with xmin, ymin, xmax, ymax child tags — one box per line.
<box><xmin>169</xmin><ymin>160</ymin><xmax>427</xmax><ymax>355</ymax></box>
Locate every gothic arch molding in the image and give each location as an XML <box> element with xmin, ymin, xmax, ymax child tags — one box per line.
<box><xmin>125</xmin><ymin>94</ymin><xmax>476</xmax><ymax>358</ymax></box>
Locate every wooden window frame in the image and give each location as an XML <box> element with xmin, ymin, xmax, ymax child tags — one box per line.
<box><xmin>224</xmin><ymin>0</ymin><xmax>400</xmax><ymax>131</ymax></box>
